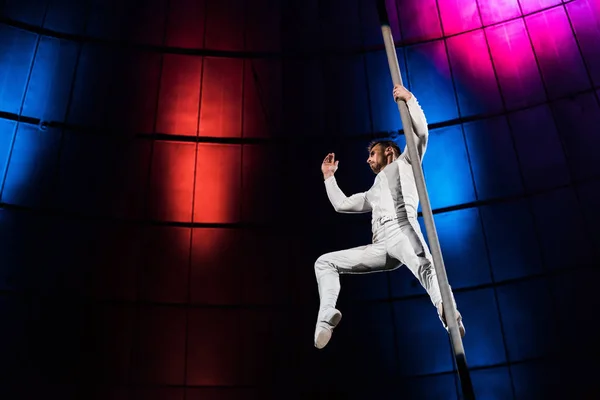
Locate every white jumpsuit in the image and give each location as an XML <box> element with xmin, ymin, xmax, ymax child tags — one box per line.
<box><xmin>315</xmin><ymin>95</ymin><xmax>456</xmax><ymax>329</ymax></box>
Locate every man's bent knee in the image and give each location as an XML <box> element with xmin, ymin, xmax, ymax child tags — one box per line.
<box><xmin>315</xmin><ymin>254</ymin><xmax>337</xmax><ymax>276</ymax></box>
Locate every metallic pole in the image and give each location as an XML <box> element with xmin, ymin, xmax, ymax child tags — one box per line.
<box><xmin>375</xmin><ymin>1</ymin><xmax>475</xmax><ymax>398</ymax></box>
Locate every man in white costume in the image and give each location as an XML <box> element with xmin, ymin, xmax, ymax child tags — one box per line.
<box><xmin>314</xmin><ymin>84</ymin><xmax>465</xmax><ymax>349</ymax></box>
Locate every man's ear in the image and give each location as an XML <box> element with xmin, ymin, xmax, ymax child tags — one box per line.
<box><xmin>385</xmin><ymin>146</ymin><xmax>394</xmax><ymax>155</ymax></box>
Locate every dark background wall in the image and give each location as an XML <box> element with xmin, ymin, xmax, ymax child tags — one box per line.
<box><xmin>1</xmin><ymin>0</ymin><xmax>599</xmax><ymax>399</ymax></box>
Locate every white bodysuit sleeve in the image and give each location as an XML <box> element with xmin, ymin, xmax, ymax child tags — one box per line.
<box><xmin>402</xmin><ymin>95</ymin><xmax>429</xmax><ymax>163</ymax></box>
<box><xmin>324</xmin><ymin>176</ymin><xmax>372</xmax><ymax>213</ymax></box>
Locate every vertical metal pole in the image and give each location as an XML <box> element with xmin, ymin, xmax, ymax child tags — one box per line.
<box><xmin>375</xmin><ymin>1</ymin><xmax>475</xmax><ymax>399</ymax></box>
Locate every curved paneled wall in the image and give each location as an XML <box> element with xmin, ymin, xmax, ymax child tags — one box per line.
<box><xmin>1</xmin><ymin>0</ymin><xmax>599</xmax><ymax>398</ymax></box>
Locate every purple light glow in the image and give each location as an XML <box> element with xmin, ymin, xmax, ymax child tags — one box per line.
<box><xmin>567</xmin><ymin>0</ymin><xmax>600</xmax><ymax>86</ymax></box>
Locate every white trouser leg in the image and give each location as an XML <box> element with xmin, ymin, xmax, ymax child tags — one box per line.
<box><xmin>314</xmin><ymin>241</ymin><xmax>391</xmax><ymax>321</ymax></box>
<box><xmin>385</xmin><ymin>219</ymin><xmax>461</xmax><ymax>332</ymax></box>
<box><xmin>385</xmin><ymin>219</ymin><xmax>444</xmax><ymax>308</ymax></box>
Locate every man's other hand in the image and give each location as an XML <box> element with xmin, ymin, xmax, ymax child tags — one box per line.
<box><xmin>321</xmin><ymin>153</ymin><xmax>339</xmax><ymax>180</ymax></box>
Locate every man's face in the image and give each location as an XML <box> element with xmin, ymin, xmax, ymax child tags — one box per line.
<box><xmin>367</xmin><ymin>144</ymin><xmax>387</xmax><ymax>174</ymax></box>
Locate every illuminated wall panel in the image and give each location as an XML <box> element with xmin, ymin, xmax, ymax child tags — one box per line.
<box><xmin>398</xmin><ymin>0</ymin><xmax>442</xmax><ymax>43</ymax></box>
<box><xmin>508</xmin><ymin>104</ymin><xmax>569</xmax><ymax>191</ymax></box>
<box><xmin>198</xmin><ymin>57</ymin><xmax>243</xmax><ymax>138</ymax></box>
<box><xmin>405</xmin><ymin>41</ymin><xmax>459</xmax><ymax>124</ymax></box>
<box><xmin>156</xmin><ymin>54</ymin><xmax>202</xmax><ymax>136</ymax></box>
<box><xmin>165</xmin><ymin>0</ymin><xmax>206</xmax><ymax>49</ymax></box>
<box><xmin>242</xmin><ymin>60</ymin><xmax>282</xmax><ymax>138</ymax></box>
<box><xmin>464</xmin><ymin>116</ymin><xmax>523</xmax><ymax>200</ymax></box>
<box><xmin>447</xmin><ymin>30</ymin><xmax>503</xmax><ymax>117</ymax></box>
<box><xmin>567</xmin><ymin>0</ymin><xmax>600</xmax><ymax>86</ymax></box>
<box><xmin>204</xmin><ymin>0</ymin><xmax>245</xmax><ymax>51</ymax></box>
<box><xmin>526</xmin><ymin>7</ymin><xmax>590</xmax><ymax>99</ymax></box>
<box><xmin>422</xmin><ymin>125</ymin><xmax>476</xmax><ymax>209</ymax></box>
<box><xmin>422</xmin><ymin>208</ymin><xmax>492</xmax><ymax>289</ymax></box>
<box><xmin>1</xmin><ymin>124</ymin><xmax>60</xmax><ymax>208</ymax></box>
<box><xmin>193</xmin><ymin>144</ymin><xmax>241</xmax><ymax>223</ymax></box>
<box><xmin>486</xmin><ymin>19</ymin><xmax>546</xmax><ymax>110</ymax></box>
<box><xmin>0</xmin><ymin>25</ymin><xmax>37</xmax><ymax>115</ymax></box>
<box><xmin>21</xmin><ymin>36</ymin><xmax>78</xmax><ymax>123</ymax></box>
<box><xmin>519</xmin><ymin>0</ymin><xmax>561</xmax><ymax>15</ymax></box>
<box><xmin>438</xmin><ymin>0</ymin><xmax>481</xmax><ymax>36</ymax></box>
<box><xmin>551</xmin><ymin>92</ymin><xmax>600</xmax><ymax>181</ymax></box>
<box><xmin>148</xmin><ymin>141</ymin><xmax>196</xmax><ymax>222</ymax></box>
<box><xmin>190</xmin><ymin>228</ymin><xmax>243</xmax><ymax>305</ymax></box>
<box><xmin>365</xmin><ymin>49</ymin><xmax>409</xmax><ymax>133</ymax></box>
<box><xmin>478</xmin><ymin>0</ymin><xmax>521</xmax><ymax>25</ymax></box>
<box><xmin>43</xmin><ymin>0</ymin><xmax>87</xmax><ymax>35</ymax></box>
<box><xmin>131</xmin><ymin>306</ymin><xmax>186</xmax><ymax>385</ymax></box>
<box><xmin>186</xmin><ymin>308</ymin><xmax>242</xmax><ymax>385</ymax></box>
<box><xmin>480</xmin><ymin>200</ymin><xmax>544</xmax><ymax>282</ymax></box>
<box><xmin>138</xmin><ymin>226</ymin><xmax>191</xmax><ymax>304</ymax></box>
<box><xmin>2</xmin><ymin>0</ymin><xmax>47</xmax><ymax>26</ymax></box>
<box><xmin>0</xmin><ymin>119</ymin><xmax>16</xmax><ymax>193</ymax></box>
<box><xmin>246</xmin><ymin>0</ymin><xmax>281</xmax><ymax>51</ymax></box>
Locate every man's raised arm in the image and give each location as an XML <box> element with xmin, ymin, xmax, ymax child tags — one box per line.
<box><xmin>321</xmin><ymin>153</ymin><xmax>371</xmax><ymax>213</ymax></box>
<box><xmin>393</xmin><ymin>85</ymin><xmax>429</xmax><ymax>162</ymax></box>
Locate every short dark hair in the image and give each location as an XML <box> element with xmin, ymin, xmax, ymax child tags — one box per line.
<box><xmin>367</xmin><ymin>140</ymin><xmax>400</xmax><ymax>156</ymax></box>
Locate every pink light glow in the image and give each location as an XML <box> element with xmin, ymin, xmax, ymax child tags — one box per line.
<box><xmin>446</xmin><ymin>29</ymin><xmax>503</xmax><ymax>116</ymax></box>
<box><xmin>567</xmin><ymin>0</ymin><xmax>600</xmax><ymax>86</ymax></box>
<box><xmin>526</xmin><ymin>6</ymin><xmax>590</xmax><ymax>99</ymax></box>
<box><xmin>477</xmin><ymin>0</ymin><xmax>522</xmax><ymax>26</ymax></box>
<box><xmin>438</xmin><ymin>0</ymin><xmax>481</xmax><ymax>36</ymax></box>
<box><xmin>398</xmin><ymin>0</ymin><xmax>442</xmax><ymax>43</ymax></box>
<box><xmin>519</xmin><ymin>0</ymin><xmax>562</xmax><ymax>15</ymax></box>
<box><xmin>486</xmin><ymin>19</ymin><xmax>546</xmax><ymax>110</ymax></box>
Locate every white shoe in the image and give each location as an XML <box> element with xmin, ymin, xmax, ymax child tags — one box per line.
<box><xmin>314</xmin><ymin>308</ymin><xmax>342</xmax><ymax>349</ymax></box>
